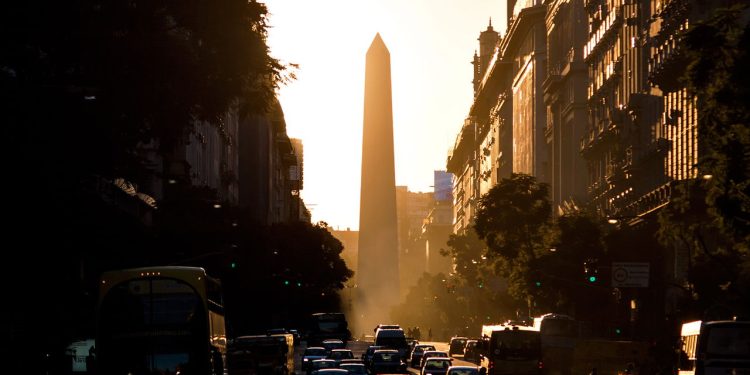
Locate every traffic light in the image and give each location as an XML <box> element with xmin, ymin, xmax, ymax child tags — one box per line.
<box><xmin>284</xmin><ymin>280</ymin><xmax>290</xmax><ymax>286</ymax></box>
<box><xmin>535</xmin><ymin>280</ymin><xmax>542</xmax><ymax>287</ymax></box>
<box><xmin>584</xmin><ymin>259</ymin><xmax>599</xmax><ymax>283</ymax></box>
<box><xmin>230</xmin><ymin>261</ymin><xmax>238</xmax><ymax>269</ymax></box>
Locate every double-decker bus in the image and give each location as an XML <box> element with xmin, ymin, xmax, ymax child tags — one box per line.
<box><xmin>479</xmin><ymin>325</ymin><xmax>542</xmax><ymax>375</ymax></box>
<box><xmin>96</xmin><ymin>266</ymin><xmax>227</xmax><ymax>375</ymax></box>
<box><xmin>679</xmin><ymin>319</ymin><xmax>750</xmax><ymax>375</ymax></box>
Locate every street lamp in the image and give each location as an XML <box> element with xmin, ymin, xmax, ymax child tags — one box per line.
<box><xmin>606</xmin><ymin>215</ymin><xmax>642</xmax><ymax>226</ymax></box>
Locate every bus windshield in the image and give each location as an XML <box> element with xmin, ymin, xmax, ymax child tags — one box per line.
<box><xmin>704</xmin><ymin>325</ymin><xmax>750</xmax><ymax>358</ymax></box>
<box><xmin>541</xmin><ymin>319</ymin><xmax>578</xmax><ymax>337</ymax></box>
<box><xmin>98</xmin><ymin>277</ymin><xmax>207</xmax><ymax>375</ymax></box>
<box><xmin>491</xmin><ymin>330</ymin><xmax>541</xmax><ymax>359</ymax></box>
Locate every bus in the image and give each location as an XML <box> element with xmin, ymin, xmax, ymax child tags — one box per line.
<box><xmin>306</xmin><ymin>313</ymin><xmax>350</xmax><ymax>346</ymax></box>
<box><xmin>96</xmin><ymin>266</ymin><xmax>227</xmax><ymax>375</ymax></box>
<box><xmin>679</xmin><ymin>319</ymin><xmax>750</xmax><ymax>375</ymax></box>
<box><xmin>532</xmin><ymin>314</ymin><xmax>577</xmax><ymax>375</ymax></box>
<box><xmin>227</xmin><ymin>334</ymin><xmax>294</xmax><ymax>375</ymax></box>
<box><xmin>479</xmin><ymin>325</ymin><xmax>542</xmax><ymax>375</ymax></box>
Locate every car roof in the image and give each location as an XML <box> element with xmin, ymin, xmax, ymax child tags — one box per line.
<box><xmin>312</xmin><ymin>359</ymin><xmax>337</xmax><ymax>363</ymax></box>
<box><xmin>323</xmin><ymin>339</ymin><xmax>344</xmax><ymax>343</ymax></box>
<box><xmin>315</xmin><ymin>370</ymin><xmax>350</xmax><ymax>374</ymax></box>
<box><xmin>306</xmin><ymin>347</ymin><xmax>326</xmax><ymax>351</ymax></box>
<box><xmin>425</xmin><ymin>358</ymin><xmax>452</xmax><ymax>362</ymax></box>
<box><xmin>448</xmin><ymin>366</ymin><xmax>479</xmax><ymax>370</ymax></box>
<box><xmin>331</xmin><ymin>349</ymin><xmax>352</xmax><ymax>352</ymax></box>
<box><xmin>340</xmin><ymin>363</ymin><xmax>365</xmax><ymax>367</ymax></box>
<box><xmin>373</xmin><ymin>349</ymin><xmax>399</xmax><ymax>353</ymax></box>
<box><xmin>423</xmin><ymin>351</ymin><xmax>447</xmax><ymax>354</ymax></box>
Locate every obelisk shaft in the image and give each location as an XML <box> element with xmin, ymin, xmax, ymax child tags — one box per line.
<box><xmin>357</xmin><ymin>33</ymin><xmax>400</xmax><ymax>333</ymax></box>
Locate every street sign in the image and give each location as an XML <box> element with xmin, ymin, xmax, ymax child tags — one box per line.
<box><xmin>611</xmin><ymin>262</ymin><xmax>650</xmax><ymax>287</ymax></box>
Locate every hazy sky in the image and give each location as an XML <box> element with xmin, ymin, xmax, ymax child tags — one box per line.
<box><xmin>266</xmin><ymin>0</ymin><xmax>505</xmax><ymax>230</ymax></box>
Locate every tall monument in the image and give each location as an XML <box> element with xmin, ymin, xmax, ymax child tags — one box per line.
<box><xmin>356</xmin><ymin>33</ymin><xmax>399</xmax><ymax>333</ymax></box>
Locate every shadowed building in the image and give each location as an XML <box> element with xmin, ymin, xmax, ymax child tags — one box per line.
<box><xmin>357</xmin><ymin>33</ymin><xmax>399</xmax><ymax>333</ymax></box>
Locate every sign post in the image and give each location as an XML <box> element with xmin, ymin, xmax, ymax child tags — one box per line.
<box><xmin>611</xmin><ymin>262</ymin><xmax>650</xmax><ymax>288</ymax></box>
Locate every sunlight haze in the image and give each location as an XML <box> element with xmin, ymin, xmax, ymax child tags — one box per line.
<box><xmin>266</xmin><ymin>0</ymin><xmax>505</xmax><ymax>230</ymax></box>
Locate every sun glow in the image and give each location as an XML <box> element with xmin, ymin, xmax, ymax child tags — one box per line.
<box><xmin>266</xmin><ymin>0</ymin><xmax>504</xmax><ymax>230</ymax></box>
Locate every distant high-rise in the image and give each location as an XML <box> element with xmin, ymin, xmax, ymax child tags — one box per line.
<box><xmin>357</xmin><ymin>33</ymin><xmax>399</xmax><ymax>333</ymax></box>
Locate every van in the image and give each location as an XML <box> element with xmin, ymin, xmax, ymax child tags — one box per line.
<box><xmin>374</xmin><ymin>329</ymin><xmax>408</xmax><ymax>357</ymax></box>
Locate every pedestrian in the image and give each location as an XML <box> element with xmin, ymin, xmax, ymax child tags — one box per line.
<box><xmin>428</xmin><ymin>327</ymin><xmax>433</xmax><ymax>341</ymax></box>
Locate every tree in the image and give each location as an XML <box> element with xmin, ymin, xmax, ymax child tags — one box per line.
<box><xmin>474</xmin><ymin>174</ymin><xmax>552</xmax><ymax>301</ymax></box>
<box><xmin>222</xmin><ymin>220</ymin><xmax>354</xmax><ymax>335</ymax></box>
<box><xmin>658</xmin><ymin>4</ymin><xmax>750</xmax><ymax>317</ymax></box>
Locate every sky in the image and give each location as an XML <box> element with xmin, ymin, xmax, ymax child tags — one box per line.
<box><xmin>265</xmin><ymin>0</ymin><xmax>506</xmax><ymax>231</ymax></box>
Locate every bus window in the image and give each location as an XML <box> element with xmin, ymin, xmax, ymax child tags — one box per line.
<box><xmin>704</xmin><ymin>325</ymin><xmax>750</xmax><ymax>358</ymax></box>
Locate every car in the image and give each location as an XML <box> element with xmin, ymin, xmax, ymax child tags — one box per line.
<box><xmin>462</xmin><ymin>340</ymin><xmax>479</xmax><ymax>362</ymax></box>
<box><xmin>308</xmin><ymin>359</ymin><xmax>338</xmax><ymax>375</ymax></box>
<box><xmin>338</xmin><ymin>359</ymin><xmax>363</xmax><ymax>365</ymax></box>
<box><xmin>374</xmin><ymin>324</ymin><xmax>401</xmax><ymax>332</ymax></box>
<box><xmin>448</xmin><ymin>337</ymin><xmax>468</xmax><ymax>356</ymax></box>
<box><xmin>322</xmin><ymin>339</ymin><xmax>346</xmax><ymax>353</ymax></box>
<box><xmin>302</xmin><ymin>347</ymin><xmax>329</xmax><ymax>371</ymax></box>
<box><xmin>313</xmin><ymin>369</ymin><xmax>350</xmax><ymax>375</ymax></box>
<box><xmin>410</xmin><ymin>344</ymin><xmax>436</xmax><ymax>367</ymax></box>
<box><xmin>370</xmin><ymin>349</ymin><xmax>408</xmax><ymax>374</ymax></box>
<box><xmin>339</xmin><ymin>363</ymin><xmax>367</xmax><ymax>375</ymax></box>
<box><xmin>421</xmin><ymin>358</ymin><xmax>453</xmax><ymax>375</ymax></box>
<box><xmin>361</xmin><ymin>345</ymin><xmax>384</xmax><ymax>368</ymax></box>
<box><xmin>420</xmin><ymin>351</ymin><xmax>449</xmax><ymax>369</ymax></box>
<box><xmin>327</xmin><ymin>349</ymin><xmax>355</xmax><ymax>364</ymax></box>
<box><xmin>446</xmin><ymin>365</ymin><xmax>482</xmax><ymax>375</ymax></box>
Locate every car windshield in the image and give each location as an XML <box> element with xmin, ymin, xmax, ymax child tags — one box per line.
<box><xmin>374</xmin><ymin>352</ymin><xmax>400</xmax><ymax>362</ymax></box>
<box><xmin>425</xmin><ymin>360</ymin><xmax>451</xmax><ymax>369</ymax></box>
<box><xmin>331</xmin><ymin>351</ymin><xmax>353</xmax><ymax>359</ymax></box>
<box><xmin>416</xmin><ymin>346</ymin><xmax>435</xmax><ymax>353</ymax></box>
<box><xmin>306</xmin><ymin>348</ymin><xmax>327</xmax><ymax>356</ymax></box>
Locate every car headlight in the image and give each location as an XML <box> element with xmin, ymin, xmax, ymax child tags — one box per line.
<box><xmin>304</xmin><ymin>358</ymin><xmax>309</xmax><ymax>362</ymax></box>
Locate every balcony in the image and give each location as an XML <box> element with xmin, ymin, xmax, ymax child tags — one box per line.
<box><xmin>584</xmin><ymin>6</ymin><xmax>623</xmax><ymax>62</ymax></box>
<box><xmin>648</xmin><ymin>34</ymin><xmax>686</xmax><ymax>92</ymax></box>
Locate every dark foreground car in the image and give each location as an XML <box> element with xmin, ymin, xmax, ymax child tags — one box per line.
<box><xmin>370</xmin><ymin>349</ymin><xmax>408</xmax><ymax>374</ymax></box>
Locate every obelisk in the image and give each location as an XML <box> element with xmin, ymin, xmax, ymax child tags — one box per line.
<box><xmin>356</xmin><ymin>33</ymin><xmax>399</xmax><ymax>333</ymax></box>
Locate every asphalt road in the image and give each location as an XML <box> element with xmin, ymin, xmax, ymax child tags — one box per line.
<box><xmin>293</xmin><ymin>340</ymin><xmax>479</xmax><ymax>375</ymax></box>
